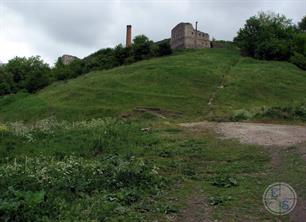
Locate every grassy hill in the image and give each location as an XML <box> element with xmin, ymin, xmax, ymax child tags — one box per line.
<box><xmin>0</xmin><ymin>48</ymin><xmax>305</xmax><ymax>122</ymax></box>
<box><xmin>1</xmin><ymin>48</ymin><xmax>306</xmax><ymax>221</ymax></box>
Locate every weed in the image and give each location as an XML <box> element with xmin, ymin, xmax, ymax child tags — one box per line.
<box><xmin>208</xmin><ymin>196</ymin><xmax>232</xmax><ymax>206</ymax></box>
<box><xmin>211</xmin><ymin>174</ymin><xmax>238</xmax><ymax>188</ymax></box>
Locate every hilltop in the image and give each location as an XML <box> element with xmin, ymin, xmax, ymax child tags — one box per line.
<box><xmin>0</xmin><ymin>47</ymin><xmax>305</xmax><ymax>122</ymax></box>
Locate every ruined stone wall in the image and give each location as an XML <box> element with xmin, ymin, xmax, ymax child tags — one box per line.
<box><xmin>61</xmin><ymin>54</ymin><xmax>79</xmax><ymax>65</ymax></box>
<box><xmin>184</xmin><ymin>24</ymin><xmax>195</xmax><ymax>48</ymax></box>
<box><xmin>171</xmin><ymin>22</ymin><xmax>210</xmax><ymax>49</ymax></box>
<box><xmin>170</xmin><ymin>23</ymin><xmax>186</xmax><ymax>49</ymax></box>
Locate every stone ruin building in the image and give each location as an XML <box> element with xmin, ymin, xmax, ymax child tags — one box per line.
<box><xmin>60</xmin><ymin>54</ymin><xmax>79</xmax><ymax>65</ymax></box>
<box><xmin>170</xmin><ymin>22</ymin><xmax>210</xmax><ymax>49</ymax></box>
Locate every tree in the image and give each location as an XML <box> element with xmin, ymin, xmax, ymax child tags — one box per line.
<box><xmin>113</xmin><ymin>44</ymin><xmax>132</xmax><ymax>65</ymax></box>
<box><xmin>292</xmin><ymin>33</ymin><xmax>306</xmax><ymax>56</ymax></box>
<box><xmin>5</xmin><ymin>56</ymin><xmax>50</xmax><ymax>93</ymax></box>
<box><xmin>132</xmin><ymin>35</ymin><xmax>155</xmax><ymax>61</ymax></box>
<box><xmin>157</xmin><ymin>42</ymin><xmax>172</xmax><ymax>56</ymax></box>
<box><xmin>24</xmin><ymin>56</ymin><xmax>50</xmax><ymax>92</ymax></box>
<box><xmin>290</xmin><ymin>52</ymin><xmax>306</xmax><ymax>70</ymax></box>
<box><xmin>298</xmin><ymin>15</ymin><xmax>306</xmax><ymax>32</ymax></box>
<box><xmin>52</xmin><ymin>58</ymin><xmax>84</xmax><ymax>81</ymax></box>
<box><xmin>0</xmin><ymin>68</ymin><xmax>14</xmax><ymax>95</ymax></box>
<box><xmin>255</xmin><ymin>38</ymin><xmax>291</xmax><ymax>60</ymax></box>
<box><xmin>5</xmin><ymin>57</ymin><xmax>29</xmax><ymax>88</ymax></box>
<box><xmin>82</xmin><ymin>48</ymin><xmax>117</xmax><ymax>73</ymax></box>
<box><xmin>234</xmin><ymin>12</ymin><xmax>295</xmax><ymax>60</ymax></box>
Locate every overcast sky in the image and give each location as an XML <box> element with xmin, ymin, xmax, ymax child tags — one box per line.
<box><xmin>0</xmin><ymin>0</ymin><xmax>305</xmax><ymax>64</ymax></box>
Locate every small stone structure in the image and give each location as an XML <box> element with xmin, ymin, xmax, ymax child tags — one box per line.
<box><xmin>60</xmin><ymin>54</ymin><xmax>79</xmax><ymax>65</ymax></box>
<box><xmin>170</xmin><ymin>22</ymin><xmax>210</xmax><ymax>49</ymax></box>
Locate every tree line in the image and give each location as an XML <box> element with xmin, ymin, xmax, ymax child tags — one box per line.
<box><xmin>0</xmin><ymin>35</ymin><xmax>172</xmax><ymax>96</ymax></box>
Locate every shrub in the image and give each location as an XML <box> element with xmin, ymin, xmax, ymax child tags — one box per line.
<box><xmin>230</xmin><ymin>109</ymin><xmax>253</xmax><ymax>121</ymax></box>
<box><xmin>52</xmin><ymin>58</ymin><xmax>84</xmax><ymax>81</ymax></box>
<box><xmin>255</xmin><ymin>38</ymin><xmax>291</xmax><ymax>60</ymax></box>
<box><xmin>0</xmin><ymin>69</ymin><xmax>15</xmax><ymax>95</ymax></box>
<box><xmin>292</xmin><ymin>33</ymin><xmax>306</xmax><ymax>55</ymax></box>
<box><xmin>290</xmin><ymin>52</ymin><xmax>306</xmax><ymax>70</ymax></box>
<box><xmin>114</xmin><ymin>44</ymin><xmax>132</xmax><ymax>65</ymax></box>
<box><xmin>157</xmin><ymin>42</ymin><xmax>172</xmax><ymax>56</ymax></box>
<box><xmin>256</xmin><ymin>103</ymin><xmax>306</xmax><ymax>121</ymax></box>
<box><xmin>0</xmin><ymin>82</ymin><xmax>12</xmax><ymax>96</ymax></box>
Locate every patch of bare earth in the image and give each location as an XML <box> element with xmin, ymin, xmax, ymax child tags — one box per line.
<box><xmin>290</xmin><ymin>199</ymin><xmax>306</xmax><ymax>222</ymax></box>
<box><xmin>179</xmin><ymin>121</ymin><xmax>306</xmax><ymax>147</ymax></box>
<box><xmin>172</xmin><ymin>189</ymin><xmax>212</xmax><ymax>222</ymax></box>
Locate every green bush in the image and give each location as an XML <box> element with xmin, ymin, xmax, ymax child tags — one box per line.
<box><xmin>290</xmin><ymin>52</ymin><xmax>306</xmax><ymax>70</ymax></box>
<box><xmin>256</xmin><ymin>103</ymin><xmax>306</xmax><ymax>121</ymax></box>
<box><xmin>292</xmin><ymin>33</ymin><xmax>306</xmax><ymax>55</ymax></box>
<box><xmin>230</xmin><ymin>109</ymin><xmax>253</xmax><ymax>121</ymax></box>
<box><xmin>157</xmin><ymin>42</ymin><xmax>172</xmax><ymax>56</ymax></box>
<box><xmin>255</xmin><ymin>38</ymin><xmax>291</xmax><ymax>60</ymax></box>
<box><xmin>0</xmin><ymin>68</ymin><xmax>15</xmax><ymax>95</ymax></box>
<box><xmin>52</xmin><ymin>58</ymin><xmax>84</xmax><ymax>81</ymax></box>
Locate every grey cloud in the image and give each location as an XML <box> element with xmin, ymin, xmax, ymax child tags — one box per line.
<box><xmin>3</xmin><ymin>1</ymin><xmax>116</xmax><ymax>47</ymax></box>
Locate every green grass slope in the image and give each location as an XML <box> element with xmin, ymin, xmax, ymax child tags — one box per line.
<box><xmin>0</xmin><ymin>48</ymin><xmax>305</xmax><ymax>122</ymax></box>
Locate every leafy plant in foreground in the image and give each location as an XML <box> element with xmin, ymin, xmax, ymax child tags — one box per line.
<box><xmin>0</xmin><ymin>155</ymin><xmax>165</xmax><ymax>221</ymax></box>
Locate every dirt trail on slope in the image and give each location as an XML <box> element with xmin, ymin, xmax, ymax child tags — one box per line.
<box><xmin>207</xmin><ymin>58</ymin><xmax>241</xmax><ymax>107</ymax></box>
<box><xmin>179</xmin><ymin>121</ymin><xmax>306</xmax><ymax>147</ymax></box>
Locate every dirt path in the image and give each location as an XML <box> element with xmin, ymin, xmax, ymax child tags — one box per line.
<box><xmin>179</xmin><ymin>121</ymin><xmax>306</xmax><ymax>147</ymax></box>
<box><xmin>207</xmin><ymin>58</ymin><xmax>240</xmax><ymax>106</ymax></box>
<box><xmin>173</xmin><ymin>188</ymin><xmax>212</xmax><ymax>222</ymax></box>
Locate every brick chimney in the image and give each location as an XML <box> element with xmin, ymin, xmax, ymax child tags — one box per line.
<box><xmin>126</xmin><ymin>25</ymin><xmax>132</xmax><ymax>47</ymax></box>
